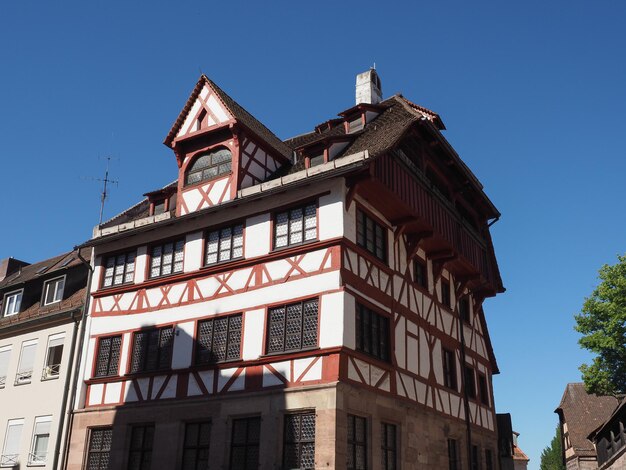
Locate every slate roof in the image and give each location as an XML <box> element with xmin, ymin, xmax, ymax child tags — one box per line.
<box><xmin>0</xmin><ymin>251</ymin><xmax>84</xmax><ymax>290</ymax></box>
<box><xmin>556</xmin><ymin>383</ymin><xmax>620</xmax><ymax>457</ymax></box>
<box><xmin>165</xmin><ymin>75</ymin><xmax>292</xmax><ymax>161</ymax></box>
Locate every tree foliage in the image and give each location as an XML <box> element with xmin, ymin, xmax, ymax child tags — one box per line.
<box><xmin>540</xmin><ymin>425</ymin><xmax>565</xmax><ymax>470</ymax></box>
<box><xmin>574</xmin><ymin>254</ymin><xmax>626</xmax><ymax>396</ymax></box>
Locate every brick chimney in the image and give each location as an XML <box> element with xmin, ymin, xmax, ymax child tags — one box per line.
<box><xmin>0</xmin><ymin>257</ymin><xmax>30</xmax><ymax>282</ymax></box>
<box><xmin>355</xmin><ymin>68</ymin><xmax>382</xmax><ymax>105</ymax></box>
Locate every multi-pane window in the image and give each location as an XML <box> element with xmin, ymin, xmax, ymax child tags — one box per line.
<box><xmin>150</xmin><ymin>240</ymin><xmax>184</xmax><ymax>278</ymax></box>
<box><xmin>185</xmin><ymin>148</ymin><xmax>232</xmax><ymax>186</ymax></box>
<box><xmin>86</xmin><ymin>427</ymin><xmax>112</xmax><ymax>470</ymax></box>
<box><xmin>459</xmin><ymin>297</ymin><xmax>470</xmax><ymax>323</ymax></box>
<box><xmin>43</xmin><ymin>333</ymin><xmax>64</xmax><ymax>379</ymax></box>
<box><xmin>2</xmin><ymin>290</ymin><xmax>22</xmax><ymax>316</ymax></box>
<box><xmin>283</xmin><ymin>412</ymin><xmax>315</xmax><ymax>470</ymax></box>
<box><xmin>471</xmin><ymin>445</ymin><xmax>480</xmax><ymax>470</ymax></box>
<box><xmin>347</xmin><ymin>414</ymin><xmax>367</xmax><ymax>470</ymax></box>
<box><xmin>441</xmin><ymin>279</ymin><xmax>451</xmax><ymax>308</ymax></box>
<box><xmin>29</xmin><ymin>416</ymin><xmax>52</xmax><ymax>465</ymax></box>
<box><xmin>94</xmin><ymin>335</ymin><xmax>122</xmax><ymax>377</ymax></box>
<box><xmin>205</xmin><ymin>224</ymin><xmax>243</xmax><ymax>265</ymax></box>
<box><xmin>448</xmin><ymin>439</ymin><xmax>460</xmax><ymax>470</ymax></box>
<box><xmin>42</xmin><ymin>276</ymin><xmax>65</xmax><ymax>305</ymax></box>
<box><xmin>274</xmin><ymin>203</ymin><xmax>317</xmax><ymax>249</ymax></box>
<box><xmin>485</xmin><ymin>449</ymin><xmax>494</xmax><ymax>470</ymax></box>
<box><xmin>130</xmin><ymin>327</ymin><xmax>174</xmax><ymax>374</ymax></box>
<box><xmin>356</xmin><ymin>209</ymin><xmax>387</xmax><ymax>262</ymax></box>
<box><xmin>478</xmin><ymin>374</ymin><xmax>489</xmax><ymax>405</ymax></box>
<box><xmin>414</xmin><ymin>259</ymin><xmax>427</xmax><ymax>289</ymax></box>
<box><xmin>0</xmin><ymin>346</ymin><xmax>10</xmax><ymax>388</ymax></box>
<box><xmin>464</xmin><ymin>365</ymin><xmax>477</xmax><ymax>399</ymax></box>
<box><xmin>355</xmin><ymin>303</ymin><xmax>390</xmax><ymax>362</ymax></box>
<box><xmin>182</xmin><ymin>421</ymin><xmax>211</xmax><ymax>470</ymax></box>
<box><xmin>127</xmin><ymin>424</ymin><xmax>155</xmax><ymax>470</ymax></box>
<box><xmin>443</xmin><ymin>348</ymin><xmax>457</xmax><ymax>391</ymax></box>
<box><xmin>1</xmin><ymin>419</ymin><xmax>24</xmax><ymax>467</ymax></box>
<box><xmin>15</xmin><ymin>340</ymin><xmax>37</xmax><ymax>385</ymax></box>
<box><xmin>380</xmin><ymin>423</ymin><xmax>397</xmax><ymax>470</ymax></box>
<box><xmin>195</xmin><ymin>314</ymin><xmax>242</xmax><ymax>364</ymax></box>
<box><xmin>230</xmin><ymin>417</ymin><xmax>260</xmax><ymax>470</ymax></box>
<box><xmin>266</xmin><ymin>299</ymin><xmax>318</xmax><ymax>354</ymax></box>
<box><xmin>102</xmin><ymin>251</ymin><xmax>135</xmax><ymax>288</ymax></box>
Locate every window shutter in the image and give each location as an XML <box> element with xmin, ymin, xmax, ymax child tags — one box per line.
<box><xmin>3</xmin><ymin>420</ymin><xmax>24</xmax><ymax>456</ymax></box>
<box><xmin>18</xmin><ymin>342</ymin><xmax>37</xmax><ymax>374</ymax></box>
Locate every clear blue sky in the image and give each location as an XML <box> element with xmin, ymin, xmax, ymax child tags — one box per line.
<box><xmin>1</xmin><ymin>1</ymin><xmax>625</xmax><ymax>468</ymax></box>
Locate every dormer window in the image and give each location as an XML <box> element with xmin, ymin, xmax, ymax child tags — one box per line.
<box><xmin>309</xmin><ymin>152</ymin><xmax>325</xmax><ymax>167</ymax></box>
<box><xmin>2</xmin><ymin>289</ymin><xmax>23</xmax><ymax>317</ymax></box>
<box><xmin>153</xmin><ymin>199</ymin><xmax>166</xmax><ymax>215</ymax></box>
<box><xmin>185</xmin><ymin>148</ymin><xmax>232</xmax><ymax>186</ymax></box>
<box><xmin>347</xmin><ymin>115</ymin><xmax>364</xmax><ymax>133</ymax></box>
<box><xmin>42</xmin><ymin>276</ymin><xmax>65</xmax><ymax>305</ymax></box>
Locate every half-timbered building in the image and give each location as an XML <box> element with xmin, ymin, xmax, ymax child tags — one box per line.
<box><xmin>66</xmin><ymin>69</ymin><xmax>504</xmax><ymax>469</ymax></box>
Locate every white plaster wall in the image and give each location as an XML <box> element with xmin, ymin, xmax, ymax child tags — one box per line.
<box><xmin>319</xmin><ymin>291</ymin><xmax>345</xmax><ymax>348</ymax></box>
<box><xmin>242</xmin><ymin>309</ymin><xmax>265</xmax><ymax>360</ymax></box>
<box><xmin>184</xmin><ymin>231</ymin><xmax>203</xmax><ymax>273</ymax></box>
<box><xmin>134</xmin><ymin>246</ymin><xmax>148</xmax><ymax>284</ymax></box>
<box><xmin>318</xmin><ymin>187</ymin><xmax>344</xmax><ymax>240</ymax></box>
<box><xmin>0</xmin><ymin>322</ymin><xmax>76</xmax><ymax>470</ymax></box>
<box><xmin>343</xmin><ymin>292</ymin><xmax>356</xmax><ymax>349</ymax></box>
<box><xmin>245</xmin><ymin>213</ymin><xmax>270</xmax><ymax>258</ymax></box>
<box><xmin>172</xmin><ymin>321</ymin><xmax>195</xmax><ymax>369</ymax></box>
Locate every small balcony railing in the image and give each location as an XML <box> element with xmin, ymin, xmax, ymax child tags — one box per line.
<box><xmin>0</xmin><ymin>453</ymin><xmax>19</xmax><ymax>467</ymax></box>
<box><xmin>42</xmin><ymin>364</ymin><xmax>61</xmax><ymax>380</ymax></box>
<box><xmin>14</xmin><ymin>369</ymin><xmax>33</xmax><ymax>385</ymax></box>
<box><xmin>28</xmin><ymin>451</ymin><xmax>47</xmax><ymax>465</ymax></box>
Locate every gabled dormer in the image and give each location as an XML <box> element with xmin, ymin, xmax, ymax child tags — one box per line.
<box><xmin>164</xmin><ymin>75</ymin><xmax>292</xmax><ymax>216</ymax></box>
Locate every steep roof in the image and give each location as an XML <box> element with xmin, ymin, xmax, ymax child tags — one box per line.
<box><xmin>0</xmin><ymin>251</ymin><xmax>84</xmax><ymax>289</ymax></box>
<box><xmin>556</xmin><ymin>383</ymin><xmax>620</xmax><ymax>457</ymax></box>
<box><xmin>164</xmin><ymin>75</ymin><xmax>292</xmax><ymax>161</ymax></box>
<box><xmin>513</xmin><ymin>446</ymin><xmax>530</xmax><ymax>462</ymax></box>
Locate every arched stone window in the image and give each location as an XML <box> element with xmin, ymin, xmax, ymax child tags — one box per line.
<box><xmin>185</xmin><ymin>148</ymin><xmax>232</xmax><ymax>186</ymax></box>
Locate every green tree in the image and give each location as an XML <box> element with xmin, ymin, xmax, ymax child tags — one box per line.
<box><xmin>574</xmin><ymin>254</ymin><xmax>626</xmax><ymax>396</ymax></box>
<box><xmin>540</xmin><ymin>426</ymin><xmax>565</xmax><ymax>470</ymax></box>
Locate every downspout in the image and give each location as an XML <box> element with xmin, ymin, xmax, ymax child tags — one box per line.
<box><xmin>457</xmin><ymin>291</ymin><xmax>474</xmax><ymax>470</ymax></box>
<box><xmin>54</xmin><ymin>247</ymin><xmax>94</xmax><ymax>470</ymax></box>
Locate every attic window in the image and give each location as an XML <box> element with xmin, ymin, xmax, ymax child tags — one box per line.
<box><xmin>153</xmin><ymin>199</ymin><xmax>166</xmax><ymax>215</ymax></box>
<box><xmin>348</xmin><ymin>116</ymin><xmax>364</xmax><ymax>133</ymax></box>
<box><xmin>185</xmin><ymin>148</ymin><xmax>232</xmax><ymax>186</ymax></box>
<box><xmin>309</xmin><ymin>153</ymin><xmax>325</xmax><ymax>167</ymax></box>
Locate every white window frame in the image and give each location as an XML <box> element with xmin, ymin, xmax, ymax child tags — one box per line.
<box><xmin>2</xmin><ymin>290</ymin><xmax>23</xmax><ymax>317</ymax></box>
<box><xmin>15</xmin><ymin>340</ymin><xmax>37</xmax><ymax>385</ymax></box>
<box><xmin>42</xmin><ymin>276</ymin><xmax>65</xmax><ymax>306</ymax></box>
<box><xmin>0</xmin><ymin>346</ymin><xmax>11</xmax><ymax>389</ymax></box>
<box><xmin>28</xmin><ymin>415</ymin><xmax>51</xmax><ymax>466</ymax></box>
<box><xmin>1</xmin><ymin>418</ymin><xmax>24</xmax><ymax>467</ymax></box>
<box><xmin>42</xmin><ymin>333</ymin><xmax>65</xmax><ymax>380</ymax></box>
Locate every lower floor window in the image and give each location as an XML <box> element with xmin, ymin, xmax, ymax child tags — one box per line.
<box><xmin>128</xmin><ymin>425</ymin><xmax>155</xmax><ymax>470</ymax></box>
<box><xmin>347</xmin><ymin>414</ymin><xmax>367</xmax><ymax>470</ymax></box>
<box><xmin>86</xmin><ymin>427</ymin><xmax>112</xmax><ymax>470</ymax></box>
<box><xmin>29</xmin><ymin>416</ymin><xmax>52</xmax><ymax>465</ymax></box>
<box><xmin>230</xmin><ymin>417</ymin><xmax>260</xmax><ymax>469</ymax></box>
<box><xmin>283</xmin><ymin>412</ymin><xmax>315</xmax><ymax>469</ymax></box>
<box><xmin>448</xmin><ymin>439</ymin><xmax>460</xmax><ymax>470</ymax></box>
<box><xmin>380</xmin><ymin>423</ymin><xmax>396</xmax><ymax>470</ymax></box>
<box><xmin>182</xmin><ymin>421</ymin><xmax>211</xmax><ymax>470</ymax></box>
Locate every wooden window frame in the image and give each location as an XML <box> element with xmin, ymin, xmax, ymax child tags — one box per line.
<box><xmin>195</xmin><ymin>314</ymin><xmax>243</xmax><ymax>365</ymax></box>
<box><xmin>84</xmin><ymin>427</ymin><xmax>113</xmax><ymax>470</ymax></box>
<box><xmin>347</xmin><ymin>414</ymin><xmax>367</xmax><ymax>470</ymax></box>
<box><xmin>229</xmin><ymin>417</ymin><xmax>261</xmax><ymax>469</ymax></box>
<box><xmin>478</xmin><ymin>373</ymin><xmax>489</xmax><ymax>406</ymax></box>
<box><xmin>204</xmin><ymin>223</ymin><xmax>244</xmax><ymax>266</ymax></box>
<box><xmin>148</xmin><ymin>239</ymin><xmax>185</xmax><ymax>279</ymax></box>
<box><xmin>93</xmin><ymin>335</ymin><xmax>123</xmax><ymax>378</ymax></box>
<box><xmin>184</xmin><ymin>147</ymin><xmax>232</xmax><ymax>187</ymax></box>
<box><xmin>355</xmin><ymin>303</ymin><xmax>390</xmax><ymax>362</ymax></box>
<box><xmin>448</xmin><ymin>438</ymin><xmax>460</xmax><ymax>470</ymax></box>
<box><xmin>266</xmin><ymin>298</ymin><xmax>319</xmax><ymax>355</ymax></box>
<box><xmin>380</xmin><ymin>422</ymin><xmax>397</xmax><ymax>470</ymax></box>
<box><xmin>440</xmin><ymin>279</ymin><xmax>451</xmax><ymax>309</ymax></box>
<box><xmin>414</xmin><ymin>258</ymin><xmax>427</xmax><ymax>290</ymax></box>
<box><xmin>129</xmin><ymin>326</ymin><xmax>174</xmax><ymax>374</ymax></box>
<box><xmin>442</xmin><ymin>348</ymin><xmax>458</xmax><ymax>391</ymax></box>
<box><xmin>459</xmin><ymin>296</ymin><xmax>470</xmax><ymax>323</ymax></box>
<box><xmin>273</xmin><ymin>202</ymin><xmax>318</xmax><ymax>250</ymax></box>
<box><xmin>101</xmin><ymin>251</ymin><xmax>136</xmax><ymax>288</ymax></box>
<box><xmin>464</xmin><ymin>365</ymin><xmax>477</xmax><ymax>400</ymax></box>
<box><xmin>2</xmin><ymin>289</ymin><xmax>23</xmax><ymax>317</ymax></box>
<box><xmin>182</xmin><ymin>421</ymin><xmax>211</xmax><ymax>469</ymax></box>
<box><xmin>282</xmin><ymin>412</ymin><xmax>316</xmax><ymax>469</ymax></box>
<box><xmin>42</xmin><ymin>275</ymin><xmax>65</xmax><ymax>306</ymax></box>
<box><xmin>356</xmin><ymin>208</ymin><xmax>387</xmax><ymax>263</ymax></box>
<box><xmin>127</xmin><ymin>424</ymin><xmax>155</xmax><ymax>470</ymax></box>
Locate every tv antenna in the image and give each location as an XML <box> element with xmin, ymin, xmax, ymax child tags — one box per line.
<box><xmin>82</xmin><ymin>156</ymin><xmax>119</xmax><ymax>226</ymax></box>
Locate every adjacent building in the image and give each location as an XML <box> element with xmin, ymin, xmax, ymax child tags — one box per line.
<box><xmin>63</xmin><ymin>69</ymin><xmax>505</xmax><ymax>469</ymax></box>
<box><xmin>556</xmin><ymin>382</ymin><xmax>620</xmax><ymax>470</ymax></box>
<box><xmin>0</xmin><ymin>250</ymin><xmax>90</xmax><ymax>469</ymax></box>
<box><xmin>589</xmin><ymin>398</ymin><xmax>626</xmax><ymax>469</ymax></box>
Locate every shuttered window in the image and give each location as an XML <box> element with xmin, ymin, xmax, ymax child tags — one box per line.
<box><xmin>94</xmin><ymin>335</ymin><xmax>122</xmax><ymax>377</ymax></box>
<box><xmin>130</xmin><ymin>327</ymin><xmax>174</xmax><ymax>374</ymax></box>
<box><xmin>196</xmin><ymin>314</ymin><xmax>242</xmax><ymax>365</ymax></box>
<box><xmin>1</xmin><ymin>419</ymin><xmax>23</xmax><ymax>467</ymax></box>
<box><xmin>0</xmin><ymin>347</ymin><xmax>11</xmax><ymax>388</ymax></box>
<box><xmin>267</xmin><ymin>299</ymin><xmax>318</xmax><ymax>354</ymax></box>
<box><xmin>16</xmin><ymin>340</ymin><xmax>37</xmax><ymax>384</ymax></box>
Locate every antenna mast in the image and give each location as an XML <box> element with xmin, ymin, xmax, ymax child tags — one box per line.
<box><xmin>98</xmin><ymin>156</ymin><xmax>118</xmax><ymax>226</ymax></box>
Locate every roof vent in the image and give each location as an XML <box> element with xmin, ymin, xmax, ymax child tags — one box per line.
<box><xmin>355</xmin><ymin>68</ymin><xmax>382</xmax><ymax>105</ymax></box>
